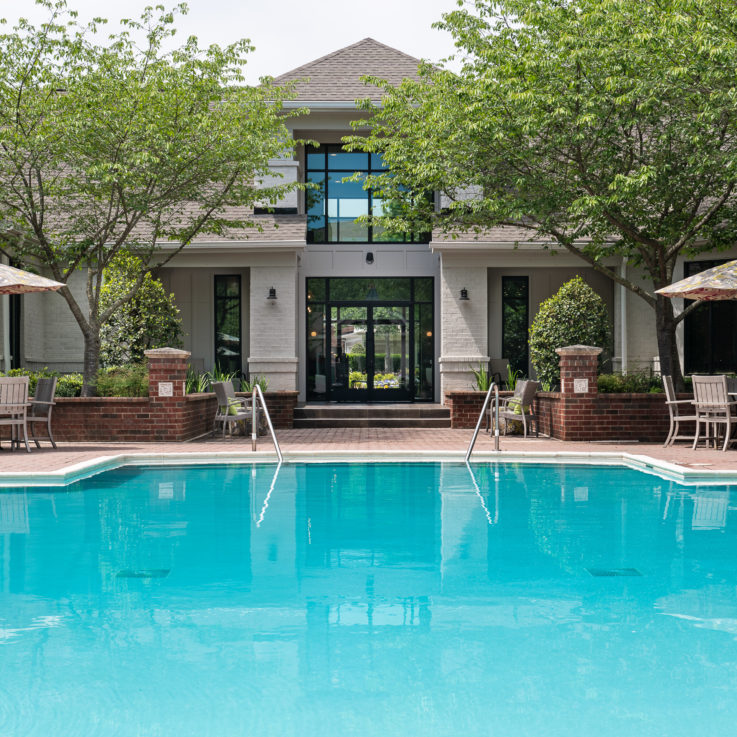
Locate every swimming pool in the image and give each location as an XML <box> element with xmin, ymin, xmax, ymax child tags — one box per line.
<box><xmin>1</xmin><ymin>461</ymin><xmax>736</xmax><ymax>736</ymax></box>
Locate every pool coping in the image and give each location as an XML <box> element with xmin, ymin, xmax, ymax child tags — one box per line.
<box><xmin>1</xmin><ymin>449</ymin><xmax>737</xmax><ymax>487</ymax></box>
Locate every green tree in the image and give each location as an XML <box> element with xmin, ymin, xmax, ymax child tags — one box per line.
<box><xmin>0</xmin><ymin>1</ymin><xmax>302</xmax><ymax>394</ymax></box>
<box><xmin>99</xmin><ymin>252</ymin><xmax>182</xmax><ymax>366</ymax></box>
<box><xmin>348</xmin><ymin>0</ymin><xmax>737</xmax><ymax>389</ymax></box>
<box><xmin>528</xmin><ymin>276</ymin><xmax>611</xmax><ymax>388</ymax></box>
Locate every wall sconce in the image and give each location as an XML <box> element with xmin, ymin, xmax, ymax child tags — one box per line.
<box><xmin>365</xmin><ymin>251</ymin><xmax>374</xmax><ymax>265</ymax></box>
<box><xmin>459</xmin><ymin>287</ymin><xmax>469</xmax><ymax>301</ymax></box>
<box><xmin>267</xmin><ymin>287</ymin><xmax>277</xmax><ymax>301</ymax></box>
<box><xmin>426</xmin><ymin>331</ymin><xmax>432</xmax><ymax>337</ymax></box>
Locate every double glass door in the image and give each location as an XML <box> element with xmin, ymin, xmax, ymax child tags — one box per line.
<box><xmin>329</xmin><ymin>304</ymin><xmax>410</xmax><ymax>401</ymax></box>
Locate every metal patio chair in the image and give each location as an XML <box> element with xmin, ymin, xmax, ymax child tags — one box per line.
<box><xmin>212</xmin><ymin>380</ymin><xmax>252</xmax><ymax>438</ymax></box>
<box><xmin>691</xmin><ymin>374</ymin><xmax>737</xmax><ymax>452</ymax></box>
<box><xmin>28</xmin><ymin>376</ymin><xmax>57</xmax><ymax>449</ymax></box>
<box><xmin>662</xmin><ymin>375</ymin><xmax>698</xmax><ymax>447</ymax></box>
<box><xmin>490</xmin><ymin>379</ymin><xmax>539</xmax><ymax>438</ymax></box>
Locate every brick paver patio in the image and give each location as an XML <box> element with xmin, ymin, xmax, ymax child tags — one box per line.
<box><xmin>1</xmin><ymin>428</ymin><xmax>737</xmax><ymax>474</ymax></box>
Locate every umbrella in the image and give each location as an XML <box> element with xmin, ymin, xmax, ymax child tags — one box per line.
<box><xmin>655</xmin><ymin>259</ymin><xmax>737</xmax><ymax>301</ymax></box>
<box><xmin>0</xmin><ymin>263</ymin><xmax>64</xmax><ymax>294</ymax></box>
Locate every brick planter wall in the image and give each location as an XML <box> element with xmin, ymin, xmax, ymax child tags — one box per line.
<box><xmin>445</xmin><ymin>345</ymin><xmax>689</xmax><ymax>443</ymax></box>
<box><xmin>34</xmin><ymin>349</ymin><xmax>299</xmax><ymax>443</ymax></box>
<box><xmin>445</xmin><ymin>390</ymin><xmax>513</xmax><ymax>429</ymax></box>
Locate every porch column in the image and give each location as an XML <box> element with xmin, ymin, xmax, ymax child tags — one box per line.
<box><xmin>438</xmin><ymin>254</ymin><xmax>489</xmax><ymax>398</ymax></box>
<box><xmin>248</xmin><ymin>262</ymin><xmax>299</xmax><ymax>391</ymax></box>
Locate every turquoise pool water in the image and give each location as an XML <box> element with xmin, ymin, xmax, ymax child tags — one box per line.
<box><xmin>1</xmin><ymin>462</ymin><xmax>737</xmax><ymax>736</ymax></box>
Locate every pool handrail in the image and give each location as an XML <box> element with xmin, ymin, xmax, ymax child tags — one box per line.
<box><xmin>251</xmin><ymin>384</ymin><xmax>283</xmax><ymax>463</ymax></box>
<box><xmin>465</xmin><ymin>381</ymin><xmax>500</xmax><ymax>461</ymax></box>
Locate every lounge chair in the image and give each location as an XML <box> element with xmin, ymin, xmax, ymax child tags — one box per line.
<box><xmin>212</xmin><ymin>380</ymin><xmax>252</xmax><ymax>438</ymax></box>
<box><xmin>28</xmin><ymin>376</ymin><xmax>57</xmax><ymax>448</ymax></box>
<box><xmin>662</xmin><ymin>375</ymin><xmax>697</xmax><ymax>447</ymax></box>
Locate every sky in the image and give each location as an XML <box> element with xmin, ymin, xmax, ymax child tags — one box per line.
<box><xmin>0</xmin><ymin>0</ymin><xmax>462</xmax><ymax>83</ymax></box>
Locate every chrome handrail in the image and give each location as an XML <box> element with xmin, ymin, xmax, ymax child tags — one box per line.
<box><xmin>251</xmin><ymin>384</ymin><xmax>283</xmax><ymax>463</ymax></box>
<box><xmin>465</xmin><ymin>381</ymin><xmax>500</xmax><ymax>462</ymax></box>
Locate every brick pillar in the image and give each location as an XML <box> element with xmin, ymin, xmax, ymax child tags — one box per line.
<box><xmin>553</xmin><ymin>345</ymin><xmax>602</xmax><ymax>440</ymax></box>
<box><xmin>145</xmin><ymin>347</ymin><xmax>191</xmax><ymax>441</ymax></box>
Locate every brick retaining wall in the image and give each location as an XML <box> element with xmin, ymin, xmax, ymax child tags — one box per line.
<box><xmin>445</xmin><ymin>346</ymin><xmax>691</xmax><ymax>443</ymax></box>
<box><xmin>29</xmin><ymin>349</ymin><xmax>300</xmax><ymax>444</ymax></box>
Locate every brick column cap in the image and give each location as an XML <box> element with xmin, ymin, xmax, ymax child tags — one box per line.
<box><xmin>144</xmin><ymin>347</ymin><xmax>191</xmax><ymax>360</ymax></box>
<box><xmin>555</xmin><ymin>345</ymin><xmax>602</xmax><ymax>356</ymax></box>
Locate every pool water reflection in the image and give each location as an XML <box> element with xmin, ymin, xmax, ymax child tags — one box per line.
<box><xmin>0</xmin><ymin>463</ymin><xmax>736</xmax><ymax>736</ymax></box>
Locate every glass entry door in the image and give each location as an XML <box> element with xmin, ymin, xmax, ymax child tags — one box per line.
<box><xmin>307</xmin><ymin>277</ymin><xmax>434</xmax><ymax>402</ymax></box>
<box><xmin>328</xmin><ymin>305</ymin><xmax>411</xmax><ymax>401</ymax></box>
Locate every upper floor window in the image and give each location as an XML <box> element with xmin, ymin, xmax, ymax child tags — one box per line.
<box><xmin>305</xmin><ymin>144</ymin><xmax>426</xmax><ymax>244</ymax></box>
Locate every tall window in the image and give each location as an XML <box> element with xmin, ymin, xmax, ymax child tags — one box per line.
<box><xmin>684</xmin><ymin>261</ymin><xmax>737</xmax><ymax>374</ymax></box>
<box><xmin>305</xmin><ymin>144</ymin><xmax>425</xmax><ymax>244</ymax></box>
<box><xmin>214</xmin><ymin>275</ymin><xmax>242</xmax><ymax>375</ymax></box>
<box><xmin>502</xmin><ymin>276</ymin><xmax>529</xmax><ymax>376</ymax></box>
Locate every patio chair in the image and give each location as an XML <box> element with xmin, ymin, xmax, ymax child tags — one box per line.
<box><xmin>28</xmin><ymin>376</ymin><xmax>57</xmax><ymax>449</ymax></box>
<box><xmin>691</xmin><ymin>374</ymin><xmax>737</xmax><ymax>452</ymax></box>
<box><xmin>212</xmin><ymin>381</ymin><xmax>252</xmax><ymax>438</ymax></box>
<box><xmin>662</xmin><ymin>375</ymin><xmax>698</xmax><ymax>447</ymax></box>
<box><xmin>0</xmin><ymin>376</ymin><xmax>30</xmax><ymax>452</ymax></box>
<box><xmin>490</xmin><ymin>379</ymin><xmax>539</xmax><ymax>438</ymax></box>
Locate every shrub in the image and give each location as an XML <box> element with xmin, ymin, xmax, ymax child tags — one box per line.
<box><xmin>2</xmin><ymin>366</ymin><xmax>56</xmax><ymax>395</ymax></box>
<box><xmin>597</xmin><ymin>372</ymin><xmax>663</xmax><ymax>393</ymax></box>
<box><xmin>529</xmin><ymin>276</ymin><xmax>611</xmax><ymax>389</ymax></box>
<box><xmin>95</xmin><ymin>364</ymin><xmax>148</xmax><ymax>397</ymax></box>
<box><xmin>99</xmin><ymin>252</ymin><xmax>182</xmax><ymax>366</ymax></box>
<box><xmin>55</xmin><ymin>373</ymin><xmax>84</xmax><ymax>397</ymax></box>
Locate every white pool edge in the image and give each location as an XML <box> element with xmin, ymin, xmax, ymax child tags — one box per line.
<box><xmin>1</xmin><ymin>449</ymin><xmax>736</xmax><ymax>487</ymax></box>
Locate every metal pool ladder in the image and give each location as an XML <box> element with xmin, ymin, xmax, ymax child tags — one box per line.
<box><xmin>465</xmin><ymin>382</ymin><xmax>500</xmax><ymax>462</ymax></box>
<box><xmin>251</xmin><ymin>384</ymin><xmax>283</xmax><ymax>463</ymax></box>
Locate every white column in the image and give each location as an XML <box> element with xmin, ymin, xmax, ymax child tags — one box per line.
<box><xmin>438</xmin><ymin>253</ymin><xmax>489</xmax><ymax>397</ymax></box>
<box><xmin>248</xmin><ymin>258</ymin><xmax>299</xmax><ymax>390</ymax></box>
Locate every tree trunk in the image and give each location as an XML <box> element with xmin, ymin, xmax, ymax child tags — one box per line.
<box><xmin>654</xmin><ymin>295</ymin><xmax>685</xmax><ymax>391</ymax></box>
<box><xmin>82</xmin><ymin>329</ymin><xmax>101</xmax><ymax>397</ymax></box>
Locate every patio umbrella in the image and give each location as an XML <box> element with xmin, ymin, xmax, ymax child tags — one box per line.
<box><xmin>655</xmin><ymin>259</ymin><xmax>737</xmax><ymax>301</ymax></box>
<box><xmin>0</xmin><ymin>263</ymin><xmax>64</xmax><ymax>294</ymax></box>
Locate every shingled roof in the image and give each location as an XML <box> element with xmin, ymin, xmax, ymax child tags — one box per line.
<box><xmin>273</xmin><ymin>38</ymin><xmax>422</xmax><ymax>103</ymax></box>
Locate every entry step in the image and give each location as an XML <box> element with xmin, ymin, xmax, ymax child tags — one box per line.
<box><xmin>293</xmin><ymin>403</ymin><xmax>451</xmax><ymax>428</ymax></box>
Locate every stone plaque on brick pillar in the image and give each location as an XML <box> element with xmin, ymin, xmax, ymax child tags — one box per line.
<box><xmin>555</xmin><ymin>345</ymin><xmax>601</xmax><ymax>396</ymax></box>
<box><xmin>144</xmin><ymin>347</ymin><xmax>191</xmax><ymax>398</ymax></box>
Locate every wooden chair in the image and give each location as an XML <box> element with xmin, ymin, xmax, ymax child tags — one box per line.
<box><xmin>28</xmin><ymin>376</ymin><xmax>57</xmax><ymax>448</ymax></box>
<box><xmin>212</xmin><ymin>381</ymin><xmax>252</xmax><ymax>438</ymax></box>
<box><xmin>0</xmin><ymin>376</ymin><xmax>30</xmax><ymax>452</ymax></box>
<box><xmin>691</xmin><ymin>375</ymin><xmax>737</xmax><ymax>452</ymax></box>
<box><xmin>662</xmin><ymin>375</ymin><xmax>698</xmax><ymax>447</ymax></box>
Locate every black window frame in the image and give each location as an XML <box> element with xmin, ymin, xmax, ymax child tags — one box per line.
<box><xmin>501</xmin><ymin>276</ymin><xmax>530</xmax><ymax>376</ymax></box>
<box><xmin>305</xmin><ymin>143</ymin><xmax>428</xmax><ymax>244</ymax></box>
<box><xmin>683</xmin><ymin>260</ymin><xmax>737</xmax><ymax>375</ymax></box>
<box><xmin>214</xmin><ymin>274</ymin><xmax>242</xmax><ymax>376</ymax></box>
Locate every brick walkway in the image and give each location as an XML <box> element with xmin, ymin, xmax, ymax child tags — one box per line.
<box><xmin>1</xmin><ymin>428</ymin><xmax>737</xmax><ymax>474</ymax></box>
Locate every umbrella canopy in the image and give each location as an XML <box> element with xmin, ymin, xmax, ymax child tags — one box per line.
<box><xmin>0</xmin><ymin>263</ymin><xmax>64</xmax><ymax>294</ymax></box>
<box><xmin>655</xmin><ymin>259</ymin><xmax>737</xmax><ymax>301</ymax></box>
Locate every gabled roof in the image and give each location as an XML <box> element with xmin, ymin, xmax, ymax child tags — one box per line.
<box><xmin>272</xmin><ymin>38</ymin><xmax>422</xmax><ymax>103</ymax></box>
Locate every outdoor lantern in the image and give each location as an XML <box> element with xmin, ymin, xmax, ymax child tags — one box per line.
<box><xmin>460</xmin><ymin>288</ymin><xmax>470</xmax><ymax>301</ymax></box>
<box><xmin>267</xmin><ymin>287</ymin><xmax>277</xmax><ymax>301</ymax></box>
<box><xmin>366</xmin><ymin>251</ymin><xmax>374</xmax><ymax>264</ymax></box>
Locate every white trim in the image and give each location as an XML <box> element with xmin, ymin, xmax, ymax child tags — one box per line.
<box><xmin>2</xmin><ymin>450</ymin><xmax>736</xmax><ymax>488</ymax></box>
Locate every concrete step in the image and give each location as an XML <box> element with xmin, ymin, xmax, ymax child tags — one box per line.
<box><xmin>293</xmin><ymin>403</ymin><xmax>451</xmax><ymax>428</ymax></box>
<box><xmin>293</xmin><ymin>417</ymin><xmax>451</xmax><ymax>429</ymax></box>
